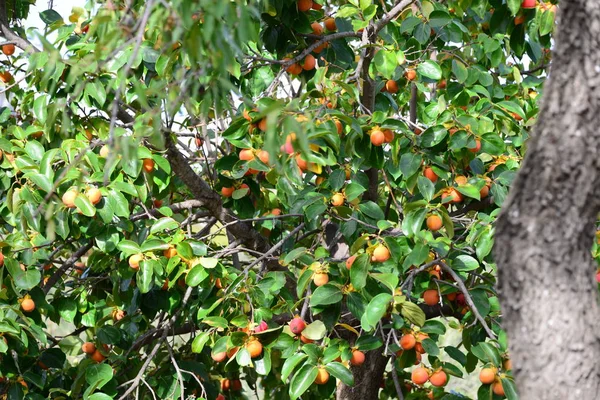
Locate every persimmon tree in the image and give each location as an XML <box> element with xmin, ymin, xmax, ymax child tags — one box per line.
<box><xmin>0</xmin><ymin>0</ymin><xmax>559</xmax><ymax>399</ymax></box>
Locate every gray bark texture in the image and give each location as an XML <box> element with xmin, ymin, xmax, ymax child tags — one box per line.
<box><xmin>494</xmin><ymin>1</ymin><xmax>600</xmax><ymax>398</ymax></box>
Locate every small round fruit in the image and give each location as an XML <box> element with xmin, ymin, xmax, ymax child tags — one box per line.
<box><xmin>385</xmin><ymin>80</ymin><xmax>399</xmax><ymax>94</ymax></box>
<box><xmin>258</xmin><ymin>118</ymin><xmax>268</xmax><ymax>131</ymax></box>
<box><xmin>350</xmin><ymin>350</ymin><xmax>365</xmax><ymax>366</ymax></box>
<box><xmin>426</xmin><ymin>215</ymin><xmax>443</xmax><ymax>231</ymax></box>
<box><xmin>429</xmin><ymin>370</ymin><xmax>448</xmax><ymax>387</ymax></box>
<box><xmin>300</xmin><ymin>334</ymin><xmax>314</xmax><ymax>344</ymax></box>
<box><xmin>255</xmin><ymin>320</ymin><xmax>269</xmax><ymax>333</ymax></box>
<box><xmin>313</xmin><ymin>273</ymin><xmax>329</xmax><ymax>287</ymax></box>
<box><xmin>99</xmin><ymin>145</ymin><xmax>110</xmax><ymax>158</ymax></box>
<box><xmin>302</xmin><ymin>54</ymin><xmax>316</xmax><ymax>70</ymax></box>
<box><xmin>521</xmin><ymin>0</ymin><xmax>535</xmax><ymax>8</ymax></box>
<box><xmin>438</xmin><ymin>79</ymin><xmax>447</xmax><ymax>89</ymax></box>
<box><xmin>480</xmin><ymin>185</ymin><xmax>490</xmax><ymax>198</ymax></box>
<box><xmin>239</xmin><ymin>149</ymin><xmax>254</xmax><ymax>161</ymax></box>
<box><xmin>315</xmin><ymin>367</ymin><xmax>330</xmax><ymax>384</ymax></box>
<box><xmin>503</xmin><ymin>359</ymin><xmax>512</xmax><ymax>371</ymax></box>
<box><xmin>346</xmin><ymin>255</ymin><xmax>357</xmax><ymax>270</ymax></box>
<box><xmin>423</xmin><ymin>289</ymin><xmax>440</xmax><ymax>306</ymax></box>
<box><xmin>113</xmin><ymin>309</ymin><xmax>126</xmax><ymax>321</ymax></box>
<box><xmin>400</xmin><ymin>334</ymin><xmax>416</xmax><ymax>350</ymax></box>
<box><xmin>21</xmin><ymin>298</ymin><xmax>35</xmax><ymax>312</ymax></box>
<box><xmin>91</xmin><ymin>350</ymin><xmax>105</xmax><ymax>363</ymax></box>
<box><xmin>469</xmin><ymin>139</ymin><xmax>481</xmax><ymax>153</ymax></box>
<box><xmin>289</xmin><ymin>317</ymin><xmax>306</xmax><ymax>334</ymax></box>
<box><xmin>423</xmin><ymin>167</ymin><xmax>438</xmax><ymax>183</ymax></box>
<box><xmin>221</xmin><ymin>379</ymin><xmax>231</xmax><ymax>391</ymax></box>
<box><xmin>258</xmin><ymin>150</ymin><xmax>270</xmax><ymax>164</ymax></box>
<box><xmin>311</xmin><ymin>22</ymin><xmax>323</xmax><ymax>35</ymax></box>
<box><xmin>226</xmin><ymin>347</ymin><xmax>238</xmax><ymax>359</ymax></box>
<box><xmin>372</xmin><ymin>245</ymin><xmax>390</xmax><ymax>262</ymax></box>
<box><xmin>335</xmin><ymin>119</ymin><xmax>343</xmax><ymax>134</ymax></box>
<box><xmin>479</xmin><ymin>367</ymin><xmax>497</xmax><ymax>384</ymax></box>
<box><xmin>246</xmin><ymin>339</ymin><xmax>263</xmax><ymax>358</ymax></box>
<box><xmin>86</xmin><ymin>188</ymin><xmax>102</xmax><ymax>205</ymax></box>
<box><xmin>0</xmin><ymin>252</ymin><xmax>4</xmax><ymax>267</ymax></box>
<box><xmin>297</xmin><ymin>0</ymin><xmax>313</xmax><ymax>12</ymax></box>
<box><xmin>411</xmin><ymin>367</ymin><xmax>430</xmax><ymax>385</ymax></box>
<box><xmin>62</xmin><ymin>190</ymin><xmax>78</xmax><ymax>208</ymax></box>
<box><xmin>442</xmin><ymin>188</ymin><xmax>463</xmax><ymax>204</ymax></box>
<box><xmin>286</xmin><ymin>62</ymin><xmax>302</xmax><ymax>75</ymax></box>
<box><xmin>405</xmin><ymin>69</ymin><xmax>417</xmax><ymax>81</ymax></box>
<box><xmin>129</xmin><ymin>253</ymin><xmax>143</xmax><ymax>270</ymax></box>
<box><xmin>383</xmin><ymin>129</ymin><xmax>394</xmax><ymax>143</ymax></box>
<box><xmin>164</xmin><ymin>247</ymin><xmax>177</xmax><ymax>258</ymax></box>
<box><xmin>82</xmin><ymin>342</ymin><xmax>96</xmax><ymax>354</ymax></box>
<box><xmin>0</xmin><ymin>71</ymin><xmax>12</xmax><ymax>83</ymax></box>
<box><xmin>2</xmin><ymin>44</ymin><xmax>15</xmax><ymax>56</ymax></box>
<box><xmin>216</xmin><ymin>395</ymin><xmax>225</xmax><ymax>400</ymax></box>
<box><xmin>296</xmin><ymin>154</ymin><xmax>308</xmax><ymax>171</ymax></box>
<box><xmin>331</xmin><ymin>193</ymin><xmax>344</xmax><ymax>206</ymax></box>
<box><xmin>493</xmin><ymin>380</ymin><xmax>505</xmax><ymax>396</ymax></box>
<box><xmin>312</xmin><ymin>1</ymin><xmax>323</xmax><ymax>9</ymax></box>
<box><xmin>221</xmin><ymin>186</ymin><xmax>235</xmax><ymax>197</ymax></box>
<box><xmin>324</xmin><ymin>17</ymin><xmax>337</xmax><ymax>31</ymax></box>
<box><xmin>370</xmin><ymin>129</ymin><xmax>385</xmax><ymax>146</ymax></box>
<box><xmin>142</xmin><ymin>158</ymin><xmax>155</xmax><ymax>172</ymax></box>
<box><xmin>514</xmin><ymin>14</ymin><xmax>525</xmax><ymax>25</ymax></box>
<box><xmin>231</xmin><ymin>379</ymin><xmax>242</xmax><ymax>391</ymax></box>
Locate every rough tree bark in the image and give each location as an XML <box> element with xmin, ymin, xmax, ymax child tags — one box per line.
<box><xmin>494</xmin><ymin>1</ymin><xmax>600</xmax><ymax>398</ymax></box>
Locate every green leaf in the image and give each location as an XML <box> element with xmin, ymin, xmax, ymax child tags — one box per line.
<box><xmin>345</xmin><ymin>182</ymin><xmax>366</xmax><ymax>202</ymax></box>
<box><xmin>117</xmin><ymin>240</ymin><xmax>141</xmax><ymax>255</ymax></box>
<box><xmin>507</xmin><ymin>0</ymin><xmax>521</xmax><ymax>15</ymax></box>
<box><xmin>400</xmin><ymin>301</ymin><xmax>426</xmax><ymax>327</ymax></box>
<box><xmin>358</xmin><ymin>201</ymin><xmax>384</xmax><ymax>220</ymax></box>
<box><xmin>302</xmin><ymin>321</ymin><xmax>326</xmax><ymax>340</ymax></box>
<box><xmin>13</xmin><ymin>269</ymin><xmax>41</xmax><ymax>291</ymax></box>
<box><xmin>419</xmin><ymin>125</ymin><xmax>448</xmax><ymax>147</ymax></box>
<box><xmin>350</xmin><ymin>253</ymin><xmax>369</xmax><ymax>290</ymax></box>
<box><xmin>289</xmin><ymin>363</ymin><xmax>318</xmax><ymax>400</ymax></box>
<box><xmin>191</xmin><ymin>331</ymin><xmax>210</xmax><ymax>353</ymax></box>
<box><xmin>373</xmin><ymin>50</ymin><xmax>398</xmax><ymax>80</ymax></box>
<box><xmin>40</xmin><ymin>9</ymin><xmax>63</xmax><ymax>25</ymax></box>
<box><xmin>480</xmin><ymin>132</ymin><xmax>505</xmax><ymax>155</ymax></box>
<box><xmin>310</xmin><ymin>284</ymin><xmax>343</xmax><ymax>306</ymax></box>
<box><xmin>282</xmin><ymin>353</ymin><xmax>308</xmax><ymax>381</ymax></box>
<box><xmin>417</xmin><ymin>176</ymin><xmax>435</xmax><ymax>201</ymax></box>
<box><xmin>539</xmin><ymin>9</ymin><xmax>555</xmax><ymax>36</ymax></box>
<box><xmin>325</xmin><ymin>362</ymin><xmax>354</xmax><ymax>386</ymax></box>
<box><xmin>452</xmin><ymin>59</ymin><xmax>469</xmax><ymax>83</ymax></box>
<box><xmin>150</xmin><ymin>217</ymin><xmax>179</xmax><ymax>234</ymax></box>
<box><xmin>471</xmin><ymin>342</ymin><xmax>502</xmax><ymax>366</ymax></box>
<box><xmin>85</xmin><ymin>364</ymin><xmax>113</xmax><ymax>389</ymax></box>
<box><xmin>140</xmin><ymin>239</ymin><xmax>169</xmax><ymax>253</ymax></box>
<box><xmin>501</xmin><ymin>377</ymin><xmax>519</xmax><ymax>400</ymax></box>
<box><xmin>55</xmin><ymin>298</ymin><xmax>77</xmax><ymax>323</ymax></box>
<box><xmin>362</xmin><ymin>293</ymin><xmax>392</xmax><ymax>331</ymax></box>
<box><xmin>186</xmin><ymin>264</ymin><xmax>209</xmax><ymax>287</ymax></box>
<box><xmin>88</xmin><ymin>394</ymin><xmax>114</xmax><ymax>400</ymax></box>
<box><xmin>417</xmin><ymin>60</ymin><xmax>442</xmax><ymax>80</ymax></box>
<box><xmin>28</xmin><ymin>173</ymin><xmax>53</xmax><ymax>193</ymax></box>
<box><xmin>74</xmin><ymin>194</ymin><xmax>96</xmax><ymax>217</ymax></box>
<box><xmin>399</xmin><ymin>153</ymin><xmax>422</xmax><ymax>177</ymax></box>
<box><xmin>137</xmin><ymin>260</ymin><xmax>155</xmax><ymax>293</ymax></box>
<box><xmin>452</xmin><ymin>255</ymin><xmax>480</xmax><ymax>271</ymax></box>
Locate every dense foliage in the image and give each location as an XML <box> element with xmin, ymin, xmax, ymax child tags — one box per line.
<box><xmin>0</xmin><ymin>0</ymin><xmax>556</xmax><ymax>399</ymax></box>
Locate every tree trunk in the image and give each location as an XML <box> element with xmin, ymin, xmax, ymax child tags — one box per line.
<box><xmin>494</xmin><ymin>1</ymin><xmax>600</xmax><ymax>398</ymax></box>
<box><xmin>336</xmin><ymin>350</ymin><xmax>388</xmax><ymax>400</ymax></box>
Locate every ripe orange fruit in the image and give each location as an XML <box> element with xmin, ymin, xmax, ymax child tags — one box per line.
<box><xmin>479</xmin><ymin>367</ymin><xmax>497</xmax><ymax>384</ymax></box>
<box><xmin>411</xmin><ymin>367</ymin><xmax>430</xmax><ymax>385</ymax></box>
<box><xmin>297</xmin><ymin>0</ymin><xmax>313</xmax><ymax>12</ymax></box>
<box><xmin>221</xmin><ymin>186</ymin><xmax>234</xmax><ymax>197</ymax></box>
<box><xmin>423</xmin><ymin>289</ymin><xmax>439</xmax><ymax>306</ymax></box>
<box><xmin>350</xmin><ymin>350</ymin><xmax>365</xmax><ymax>366</ymax></box>
<box><xmin>221</xmin><ymin>378</ymin><xmax>231</xmax><ymax>391</ymax></box>
<box><xmin>164</xmin><ymin>246</ymin><xmax>177</xmax><ymax>258</ymax></box>
<box><xmin>429</xmin><ymin>370</ymin><xmax>447</xmax><ymax>387</ymax></box>
<box><xmin>438</xmin><ymin>79</ymin><xmax>447</xmax><ymax>89</ymax></box>
<box><xmin>302</xmin><ymin>54</ymin><xmax>316</xmax><ymax>70</ymax></box>
<box><xmin>372</xmin><ymin>245</ymin><xmax>390</xmax><ymax>262</ymax></box>
<box><xmin>454</xmin><ymin>175</ymin><xmax>468</xmax><ymax>186</ymax></box>
<box><xmin>0</xmin><ymin>252</ymin><xmax>4</xmax><ymax>267</ymax></box>
<box><xmin>2</xmin><ymin>44</ymin><xmax>15</xmax><ymax>56</ymax></box>
<box><xmin>480</xmin><ymin>185</ymin><xmax>490</xmax><ymax>198</ymax></box>
<box><xmin>113</xmin><ymin>309</ymin><xmax>126</xmax><ymax>321</ymax></box>
<box><xmin>315</xmin><ymin>367</ymin><xmax>330</xmax><ymax>384</ymax></box>
<box><xmin>334</xmin><ymin>119</ymin><xmax>343</xmax><ymax>135</ymax></box>
<box><xmin>313</xmin><ymin>272</ymin><xmax>329</xmax><ymax>287</ymax></box>
<box><xmin>503</xmin><ymin>359</ymin><xmax>512</xmax><ymax>371</ymax></box>
<box><xmin>258</xmin><ymin>150</ymin><xmax>270</xmax><ymax>164</ymax></box>
<box><xmin>129</xmin><ymin>253</ymin><xmax>143</xmax><ymax>270</ymax></box>
<box><xmin>331</xmin><ymin>193</ymin><xmax>344</xmax><ymax>206</ymax></box>
<box><xmin>311</xmin><ymin>22</ymin><xmax>323</xmax><ymax>35</ymax></box>
<box><xmin>289</xmin><ymin>317</ymin><xmax>306</xmax><ymax>334</ymax></box>
<box><xmin>312</xmin><ymin>1</ymin><xmax>323</xmax><ymax>9</ymax></box>
<box><xmin>142</xmin><ymin>158</ymin><xmax>155</xmax><ymax>173</ymax></box>
<box><xmin>492</xmin><ymin>380</ymin><xmax>505</xmax><ymax>396</ymax></box>
<box><xmin>385</xmin><ymin>80</ymin><xmax>399</xmax><ymax>94</ymax></box>
<box><xmin>62</xmin><ymin>189</ymin><xmax>78</xmax><ymax>208</ymax></box>
<box><xmin>245</xmin><ymin>339</ymin><xmax>263</xmax><ymax>358</ymax></box>
<box><xmin>0</xmin><ymin>71</ymin><xmax>12</xmax><ymax>83</ymax></box>
<box><xmin>296</xmin><ymin>154</ymin><xmax>309</xmax><ymax>171</ymax></box>
<box><xmin>346</xmin><ymin>255</ymin><xmax>357</xmax><ymax>270</ymax></box>
<box><xmin>400</xmin><ymin>334</ymin><xmax>416</xmax><ymax>350</ymax></box>
<box><xmin>383</xmin><ymin>129</ymin><xmax>394</xmax><ymax>143</ymax></box>
<box><xmin>226</xmin><ymin>347</ymin><xmax>239</xmax><ymax>359</ymax></box>
<box><xmin>74</xmin><ymin>262</ymin><xmax>85</xmax><ymax>275</ymax></box>
<box><xmin>86</xmin><ymin>187</ymin><xmax>102</xmax><ymax>205</ymax></box>
<box><xmin>216</xmin><ymin>395</ymin><xmax>225</xmax><ymax>400</ymax></box>
<box><xmin>286</xmin><ymin>62</ymin><xmax>303</xmax><ymax>75</ymax></box>
<box><xmin>91</xmin><ymin>349</ymin><xmax>105</xmax><ymax>363</ymax></box>
<box><xmin>324</xmin><ymin>17</ymin><xmax>337</xmax><ymax>31</ymax></box>
<box><xmin>300</xmin><ymin>334</ymin><xmax>314</xmax><ymax>344</ymax></box>
<box><xmin>258</xmin><ymin>118</ymin><xmax>268</xmax><ymax>132</ymax></box>
<box><xmin>231</xmin><ymin>379</ymin><xmax>242</xmax><ymax>391</ymax></box>
<box><xmin>21</xmin><ymin>298</ymin><xmax>35</xmax><ymax>312</ymax></box>
<box><xmin>212</xmin><ymin>351</ymin><xmax>227</xmax><ymax>362</ymax></box>
<box><xmin>514</xmin><ymin>14</ymin><xmax>525</xmax><ymax>25</ymax></box>
<box><xmin>82</xmin><ymin>342</ymin><xmax>96</xmax><ymax>354</ymax></box>
<box><xmin>423</xmin><ymin>167</ymin><xmax>438</xmax><ymax>183</ymax></box>
<box><xmin>469</xmin><ymin>139</ymin><xmax>481</xmax><ymax>153</ymax></box>
<box><xmin>370</xmin><ymin>129</ymin><xmax>385</xmax><ymax>146</ymax></box>
<box><xmin>239</xmin><ymin>149</ymin><xmax>254</xmax><ymax>161</ymax></box>
<box><xmin>405</xmin><ymin>69</ymin><xmax>417</xmax><ymax>80</ymax></box>
<box><xmin>442</xmin><ymin>188</ymin><xmax>463</xmax><ymax>204</ymax></box>
<box><xmin>426</xmin><ymin>215</ymin><xmax>443</xmax><ymax>231</ymax></box>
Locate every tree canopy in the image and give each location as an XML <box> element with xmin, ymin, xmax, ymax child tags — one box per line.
<box><xmin>0</xmin><ymin>0</ymin><xmax>559</xmax><ymax>399</ymax></box>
